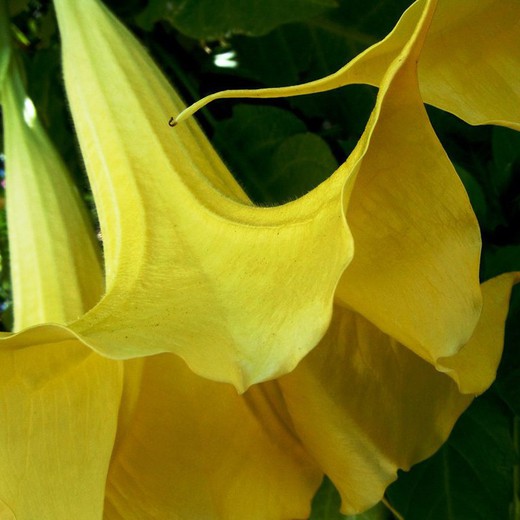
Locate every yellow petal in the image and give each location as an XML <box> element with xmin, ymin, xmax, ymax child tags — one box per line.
<box><xmin>175</xmin><ymin>0</ymin><xmax>483</xmax><ymax>367</ymax></box>
<box><xmin>104</xmin><ymin>354</ymin><xmax>321</xmax><ymax>520</ymax></box>
<box><xmin>334</xmin><ymin>2</ymin><xmax>483</xmax><ymax>367</ymax></box>
<box><xmin>0</xmin><ymin>47</ymin><xmax>122</xmax><ymax>520</ymax></box>
<box><xmin>279</xmin><ymin>272</ymin><xmax>517</xmax><ymax>515</ymax></box>
<box><xmin>176</xmin><ymin>0</ymin><xmax>520</xmax><ymax>130</ymax></box>
<box><xmin>53</xmin><ymin>0</ymin><xmax>354</xmax><ymax>390</ymax></box>
<box><xmin>418</xmin><ymin>0</ymin><xmax>520</xmax><ymax>129</ymax></box>
<box><xmin>437</xmin><ymin>272</ymin><xmax>520</xmax><ymax>394</ymax></box>
<box><xmin>0</xmin><ymin>334</ymin><xmax>123</xmax><ymax>519</ymax></box>
<box><xmin>279</xmin><ymin>305</ymin><xmax>472</xmax><ymax>515</ymax></box>
<box><xmin>2</xmin><ymin>59</ymin><xmax>103</xmax><ymax>330</ymax></box>
<box><xmin>342</xmin><ymin>0</ymin><xmax>520</xmax><ymax>129</ymax></box>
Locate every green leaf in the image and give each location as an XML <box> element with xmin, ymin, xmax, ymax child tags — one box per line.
<box><xmin>267</xmin><ymin>132</ymin><xmax>337</xmax><ymax>200</ymax></box>
<box><xmin>230</xmin><ymin>0</ymin><xmax>412</xmax><ymax>80</ymax></box>
<box><xmin>482</xmin><ymin>245</ymin><xmax>520</xmax><ymax>281</ymax></box>
<box><xmin>134</xmin><ymin>0</ymin><xmax>168</xmax><ymax>31</ymax></box>
<box><xmin>0</xmin><ymin>0</ymin><xmax>11</xmax><ymax>92</ymax></box>
<box><xmin>387</xmin><ymin>395</ymin><xmax>515</xmax><ymax>520</ymax></box>
<box><xmin>213</xmin><ymin>104</ymin><xmax>338</xmax><ymax>203</ymax></box>
<box><xmin>7</xmin><ymin>0</ymin><xmax>29</xmax><ymax>16</ymax></box>
<box><xmin>136</xmin><ymin>0</ymin><xmax>338</xmax><ymax>39</ymax></box>
<box><xmin>496</xmin><ymin>287</ymin><xmax>520</xmax><ymax>415</ymax></box>
<box><xmin>226</xmin><ymin>1</ymin><xmax>412</xmax><ymax>137</ymax></box>
<box><xmin>497</xmin><ymin>368</ymin><xmax>520</xmax><ymax>417</ymax></box>
<box><xmin>310</xmin><ymin>477</ymin><xmax>393</xmax><ymax>520</ymax></box>
<box><xmin>455</xmin><ymin>165</ymin><xmax>489</xmax><ymax>228</ymax></box>
<box><xmin>492</xmin><ymin>126</ymin><xmax>520</xmax><ymax>195</ymax></box>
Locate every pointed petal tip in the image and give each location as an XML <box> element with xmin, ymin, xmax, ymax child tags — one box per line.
<box><xmin>437</xmin><ymin>272</ymin><xmax>520</xmax><ymax>395</ymax></box>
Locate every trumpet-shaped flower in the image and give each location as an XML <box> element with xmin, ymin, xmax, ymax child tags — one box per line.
<box><xmin>42</xmin><ymin>0</ymin><xmax>356</xmax><ymax>391</ymax></box>
<box><xmin>0</xmin><ymin>0</ymin><xmax>518</xmax><ymax>518</ymax></box>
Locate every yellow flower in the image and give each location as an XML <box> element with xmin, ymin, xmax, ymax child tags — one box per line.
<box><xmin>0</xmin><ymin>0</ymin><xmax>518</xmax><ymax>518</ymax></box>
<box><xmin>1</xmin><ymin>0</ymin><xmax>356</xmax><ymax>391</ymax></box>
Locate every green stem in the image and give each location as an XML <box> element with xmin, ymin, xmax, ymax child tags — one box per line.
<box><xmin>514</xmin><ymin>415</ymin><xmax>520</xmax><ymax>520</ymax></box>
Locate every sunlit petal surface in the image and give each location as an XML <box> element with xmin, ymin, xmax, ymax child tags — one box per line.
<box><xmin>2</xmin><ymin>61</ymin><xmax>103</xmax><ymax>330</ymax></box>
<box><xmin>52</xmin><ymin>0</ymin><xmax>355</xmax><ymax>390</ymax></box>
<box><xmin>419</xmin><ymin>0</ymin><xmax>520</xmax><ymax>129</ymax></box>
<box><xmin>319</xmin><ymin>0</ymin><xmax>520</xmax><ymax>129</ymax></box>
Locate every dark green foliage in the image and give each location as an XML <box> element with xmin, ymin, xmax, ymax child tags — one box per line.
<box><xmin>136</xmin><ymin>0</ymin><xmax>337</xmax><ymax>39</ymax></box>
<box><xmin>213</xmin><ymin>104</ymin><xmax>337</xmax><ymax>203</ymax></box>
<box><xmin>387</xmin><ymin>395</ymin><xmax>516</xmax><ymax>520</ymax></box>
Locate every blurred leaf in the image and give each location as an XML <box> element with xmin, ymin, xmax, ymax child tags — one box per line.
<box><xmin>497</xmin><ymin>367</ymin><xmax>520</xmax><ymax>417</ymax></box>
<box><xmin>213</xmin><ymin>104</ymin><xmax>337</xmax><ymax>203</ymax></box>
<box><xmin>496</xmin><ymin>287</ymin><xmax>520</xmax><ymax>414</ymax></box>
<box><xmin>492</xmin><ymin>127</ymin><xmax>520</xmax><ymax>196</ymax></box>
<box><xmin>230</xmin><ymin>0</ymin><xmax>412</xmax><ymax>82</ymax></box>
<box><xmin>37</xmin><ymin>8</ymin><xmax>57</xmax><ymax>48</ymax></box>
<box><xmin>310</xmin><ymin>478</ymin><xmax>347</xmax><ymax>520</ymax></box>
<box><xmin>0</xmin><ymin>0</ymin><xmax>10</xmax><ymax>91</ymax></box>
<box><xmin>387</xmin><ymin>395</ymin><xmax>515</xmax><ymax>520</ymax></box>
<box><xmin>106</xmin><ymin>0</ymin><xmax>148</xmax><ymax>19</ymax></box>
<box><xmin>310</xmin><ymin>477</ymin><xmax>393</xmax><ymax>520</ymax></box>
<box><xmin>225</xmin><ymin>1</ymin><xmax>412</xmax><ymax>138</ymax></box>
<box><xmin>268</xmin><ymin>132</ymin><xmax>337</xmax><ymax>201</ymax></box>
<box><xmin>455</xmin><ymin>165</ymin><xmax>490</xmax><ymax>228</ymax></box>
<box><xmin>482</xmin><ymin>245</ymin><xmax>520</xmax><ymax>281</ymax></box>
<box><xmin>7</xmin><ymin>0</ymin><xmax>29</xmax><ymax>16</ymax></box>
<box><xmin>136</xmin><ymin>0</ymin><xmax>338</xmax><ymax>38</ymax></box>
<box><xmin>213</xmin><ymin>104</ymin><xmax>306</xmax><ymax>202</ymax></box>
<box><xmin>134</xmin><ymin>0</ymin><xmax>167</xmax><ymax>30</ymax></box>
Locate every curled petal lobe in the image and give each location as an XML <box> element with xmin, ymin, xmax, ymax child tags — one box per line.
<box><xmin>334</xmin><ymin>1</ymin><xmax>483</xmax><ymax>367</ymax></box>
<box><xmin>417</xmin><ymin>0</ymin><xmax>520</xmax><ymax>129</ymax></box>
<box><xmin>174</xmin><ymin>0</ymin><xmax>483</xmax><ymax>368</ymax></box>
<box><xmin>437</xmin><ymin>272</ymin><xmax>520</xmax><ymax>394</ymax></box>
<box><xmin>52</xmin><ymin>0</ymin><xmax>355</xmax><ymax>390</ymax></box>
<box><xmin>341</xmin><ymin>0</ymin><xmax>520</xmax><ymax>129</ymax></box>
<box><xmin>104</xmin><ymin>355</ymin><xmax>321</xmax><ymax>520</ymax></box>
<box><xmin>176</xmin><ymin>0</ymin><xmax>520</xmax><ymax>130</ymax></box>
<box><xmin>279</xmin><ymin>305</ymin><xmax>472</xmax><ymax>515</ymax></box>
<box><xmin>278</xmin><ymin>272</ymin><xmax>516</xmax><ymax>514</ymax></box>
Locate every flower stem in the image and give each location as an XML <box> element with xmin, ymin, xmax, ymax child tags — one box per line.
<box><xmin>514</xmin><ymin>415</ymin><xmax>520</xmax><ymax>520</ymax></box>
